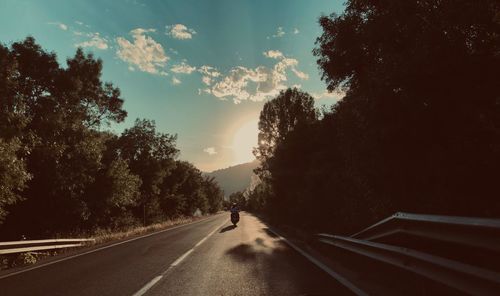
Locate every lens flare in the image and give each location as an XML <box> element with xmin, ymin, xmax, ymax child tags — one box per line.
<box><xmin>232</xmin><ymin>119</ymin><xmax>258</xmax><ymax>164</ymax></box>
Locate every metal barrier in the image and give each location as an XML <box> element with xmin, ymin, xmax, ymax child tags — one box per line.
<box><xmin>351</xmin><ymin>212</ymin><xmax>500</xmax><ymax>252</ymax></box>
<box><xmin>317</xmin><ymin>212</ymin><xmax>500</xmax><ymax>295</ymax></box>
<box><xmin>0</xmin><ymin>238</ymin><xmax>95</xmax><ymax>255</ymax></box>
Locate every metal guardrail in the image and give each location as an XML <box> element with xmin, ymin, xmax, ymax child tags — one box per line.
<box><xmin>317</xmin><ymin>212</ymin><xmax>500</xmax><ymax>295</ymax></box>
<box><xmin>0</xmin><ymin>238</ymin><xmax>95</xmax><ymax>255</ymax></box>
<box><xmin>351</xmin><ymin>212</ymin><xmax>500</xmax><ymax>252</ymax></box>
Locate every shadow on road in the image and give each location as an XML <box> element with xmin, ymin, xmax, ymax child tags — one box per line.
<box><xmin>220</xmin><ymin>225</ymin><xmax>237</xmax><ymax>233</ymax></box>
<box><xmin>224</xmin><ymin>238</ymin><xmax>349</xmax><ymax>295</ymax></box>
<box><xmin>226</xmin><ymin>243</ymin><xmax>257</xmax><ymax>261</ymax></box>
<box><xmin>255</xmin><ymin>237</ymin><xmax>267</xmax><ymax>247</ymax></box>
<box><xmin>219</xmin><ymin>219</ymin><xmax>352</xmax><ymax>295</ymax></box>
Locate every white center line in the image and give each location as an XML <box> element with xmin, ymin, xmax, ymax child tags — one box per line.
<box><xmin>0</xmin><ymin>214</ymin><xmax>224</xmax><ymax>280</ymax></box>
<box><xmin>170</xmin><ymin>249</ymin><xmax>194</xmax><ymax>267</ymax></box>
<box><xmin>168</xmin><ymin>218</ymin><xmax>228</xmax><ymax>269</ymax></box>
<box><xmin>132</xmin><ymin>276</ymin><xmax>163</xmax><ymax>296</ymax></box>
<box><xmin>132</xmin><ymin>218</ymin><xmax>229</xmax><ymax>296</ymax></box>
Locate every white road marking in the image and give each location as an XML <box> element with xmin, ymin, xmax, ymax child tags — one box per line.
<box><xmin>0</xmin><ymin>214</ymin><xmax>224</xmax><ymax>280</ymax></box>
<box><xmin>170</xmin><ymin>249</ymin><xmax>194</xmax><ymax>267</ymax></box>
<box><xmin>169</xmin><ymin>218</ymin><xmax>228</xmax><ymax>268</ymax></box>
<box><xmin>131</xmin><ymin>218</ymin><xmax>229</xmax><ymax>296</ymax></box>
<box><xmin>265</xmin><ymin>226</ymin><xmax>369</xmax><ymax>296</ymax></box>
<box><xmin>132</xmin><ymin>276</ymin><xmax>163</xmax><ymax>296</ymax></box>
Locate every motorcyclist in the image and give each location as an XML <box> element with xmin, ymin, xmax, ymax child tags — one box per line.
<box><xmin>230</xmin><ymin>203</ymin><xmax>240</xmax><ymax>226</ymax></box>
<box><xmin>230</xmin><ymin>203</ymin><xmax>239</xmax><ymax>214</ymax></box>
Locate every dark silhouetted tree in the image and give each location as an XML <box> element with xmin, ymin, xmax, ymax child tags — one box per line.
<box><xmin>252</xmin><ymin>0</ymin><xmax>500</xmax><ymax>234</ymax></box>
<box><xmin>228</xmin><ymin>191</ymin><xmax>246</xmax><ymax>209</ymax></box>
<box><xmin>203</xmin><ymin>176</ymin><xmax>224</xmax><ymax>213</ymax></box>
<box><xmin>254</xmin><ymin>88</ymin><xmax>317</xmax><ymax>179</ymax></box>
<box><xmin>313</xmin><ymin>0</ymin><xmax>500</xmax><ymax>218</ymax></box>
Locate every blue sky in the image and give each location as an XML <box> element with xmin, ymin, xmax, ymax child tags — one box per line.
<box><xmin>0</xmin><ymin>0</ymin><xmax>345</xmax><ymax>171</ymax></box>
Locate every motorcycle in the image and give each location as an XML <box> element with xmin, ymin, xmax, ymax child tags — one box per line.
<box><xmin>230</xmin><ymin>211</ymin><xmax>240</xmax><ymax>226</ymax></box>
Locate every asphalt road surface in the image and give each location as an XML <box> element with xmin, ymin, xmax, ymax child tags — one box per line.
<box><xmin>0</xmin><ymin>212</ymin><xmax>349</xmax><ymax>296</ymax></box>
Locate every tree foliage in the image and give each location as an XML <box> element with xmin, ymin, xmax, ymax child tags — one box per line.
<box><xmin>0</xmin><ymin>37</ymin><xmax>223</xmax><ymax>239</ymax></box>
<box><xmin>118</xmin><ymin>119</ymin><xmax>178</xmax><ymax>224</ymax></box>
<box><xmin>0</xmin><ymin>138</ymin><xmax>30</xmax><ymax>223</ymax></box>
<box><xmin>254</xmin><ymin>88</ymin><xmax>317</xmax><ymax>180</ymax></box>
<box><xmin>250</xmin><ymin>0</ymin><xmax>500</xmax><ymax>233</ymax></box>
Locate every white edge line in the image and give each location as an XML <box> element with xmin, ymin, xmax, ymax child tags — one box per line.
<box><xmin>266</xmin><ymin>227</ymin><xmax>369</xmax><ymax>296</ymax></box>
<box><xmin>131</xmin><ymin>218</ymin><xmax>229</xmax><ymax>296</ymax></box>
<box><xmin>0</xmin><ymin>214</ymin><xmax>224</xmax><ymax>280</ymax></box>
<box><xmin>132</xmin><ymin>275</ymin><xmax>163</xmax><ymax>296</ymax></box>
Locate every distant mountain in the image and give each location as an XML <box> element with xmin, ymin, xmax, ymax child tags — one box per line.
<box><xmin>205</xmin><ymin>160</ymin><xmax>259</xmax><ymax>197</ymax></box>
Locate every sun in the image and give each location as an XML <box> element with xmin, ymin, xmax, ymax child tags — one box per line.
<box><xmin>232</xmin><ymin>119</ymin><xmax>259</xmax><ymax>165</ymax></box>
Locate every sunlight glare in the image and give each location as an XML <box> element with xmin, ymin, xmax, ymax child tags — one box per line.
<box><xmin>232</xmin><ymin>119</ymin><xmax>259</xmax><ymax>165</ymax></box>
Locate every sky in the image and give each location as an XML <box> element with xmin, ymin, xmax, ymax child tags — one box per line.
<box><xmin>0</xmin><ymin>0</ymin><xmax>345</xmax><ymax>172</ymax></box>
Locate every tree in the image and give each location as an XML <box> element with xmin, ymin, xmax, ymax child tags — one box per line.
<box><xmin>83</xmin><ymin>133</ymin><xmax>142</xmax><ymax>230</ymax></box>
<box><xmin>245</xmin><ymin>182</ymin><xmax>269</xmax><ymax>213</ymax></box>
<box><xmin>0</xmin><ymin>44</ymin><xmax>30</xmax><ymax>222</ymax></box>
<box><xmin>160</xmin><ymin>161</ymin><xmax>211</xmax><ymax>217</ymax></box>
<box><xmin>247</xmin><ymin>0</ymin><xmax>500</xmax><ymax>234</ymax></box>
<box><xmin>228</xmin><ymin>191</ymin><xmax>246</xmax><ymax>209</ymax></box>
<box><xmin>203</xmin><ymin>176</ymin><xmax>224</xmax><ymax>213</ymax></box>
<box><xmin>251</xmin><ymin>88</ymin><xmax>318</xmax><ymax>220</ymax></box>
<box><xmin>254</xmin><ymin>88</ymin><xmax>317</xmax><ymax>179</ymax></box>
<box><xmin>118</xmin><ymin>119</ymin><xmax>178</xmax><ymax>224</ymax></box>
<box><xmin>0</xmin><ymin>44</ymin><xmax>27</xmax><ymax>139</ymax></box>
<box><xmin>313</xmin><ymin>0</ymin><xmax>500</xmax><ymax>217</ymax></box>
<box><xmin>0</xmin><ymin>139</ymin><xmax>30</xmax><ymax>223</ymax></box>
<box><xmin>0</xmin><ymin>37</ymin><xmax>224</xmax><ymax>239</ymax></box>
<box><xmin>0</xmin><ymin>37</ymin><xmax>128</xmax><ymax>238</ymax></box>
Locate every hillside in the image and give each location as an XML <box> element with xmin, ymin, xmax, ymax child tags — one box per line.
<box><xmin>205</xmin><ymin>160</ymin><xmax>259</xmax><ymax>197</ymax></box>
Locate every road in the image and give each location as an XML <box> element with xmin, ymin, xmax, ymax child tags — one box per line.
<box><xmin>0</xmin><ymin>212</ymin><xmax>349</xmax><ymax>296</ymax></box>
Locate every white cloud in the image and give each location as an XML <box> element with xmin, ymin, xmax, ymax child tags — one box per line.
<box><xmin>171</xmin><ymin>61</ymin><xmax>196</xmax><ymax>74</ymax></box>
<box><xmin>198</xmin><ymin>65</ymin><xmax>221</xmax><ymax>76</ymax></box>
<box><xmin>271</xmin><ymin>26</ymin><xmax>285</xmax><ymax>38</ymax></box>
<box><xmin>74</xmin><ymin>20</ymin><xmax>90</xmax><ymax>28</ymax></box>
<box><xmin>202</xmin><ymin>76</ymin><xmax>212</xmax><ymax>86</ymax></box>
<box><xmin>203</xmin><ymin>147</ymin><xmax>217</xmax><ymax>155</ymax></box>
<box><xmin>167</xmin><ymin>24</ymin><xmax>196</xmax><ymax>40</ymax></box>
<box><xmin>293</xmin><ymin>28</ymin><xmax>300</xmax><ymax>34</ymax></box>
<box><xmin>312</xmin><ymin>89</ymin><xmax>346</xmax><ymax>101</ymax></box>
<box><xmin>75</xmin><ymin>32</ymin><xmax>108</xmax><ymax>50</ymax></box>
<box><xmin>116</xmin><ymin>28</ymin><xmax>169</xmax><ymax>74</ymax></box>
<box><xmin>172</xmin><ymin>77</ymin><xmax>181</xmax><ymax>85</ymax></box>
<box><xmin>198</xmin><ymin>65</ymin><xmax>221</xmax><ymax>86</ymax></box>
<box><xmin>208</xmin><ymin>66</ymin><xmax>262</xmax><ymax>104</ymax></box>
<box><xmin>292</xmin><ymin>68</ymin><xmax>309</xmax><ymax>80</ymax></box>
<box><xmin>198</xmin><ymin>88</ymin><xmax>212</xmax><ymax>95</ymax></box>
<box><xmin>48</xmin><ymin>22</ymin><xmax>68</xmax><ymax>31</ymax></box>
<box><xmin>263</xmin><ymin>50</ymin><xmax>284</xmax><ymax>59</ymax></box>
<box><xmin>203</xmin><ymin>51</ymin><xmax>308</xmax><ymax>104</ymax></box>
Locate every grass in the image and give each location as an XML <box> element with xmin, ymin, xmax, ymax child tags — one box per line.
<box><xmin>89</xmin><ymin>215</ymin><xmax>203</xmax><ymax>245</ymax></box>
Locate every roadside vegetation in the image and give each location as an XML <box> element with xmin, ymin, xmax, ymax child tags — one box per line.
<box><xmin>245</xmin><ymin>0</ymin><xmax>500</xmax><ymax>234</ymax></box>
<box><xmin>0</xmin><ymin>37</ymin><xmax>224</xmax><ymax>241</ymax></box>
